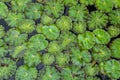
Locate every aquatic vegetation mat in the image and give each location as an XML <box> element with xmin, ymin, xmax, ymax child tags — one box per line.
<box><xmin>0</xmin><ymin>0</ymin><xmax>120</xmax><ymax>80</ymax></box>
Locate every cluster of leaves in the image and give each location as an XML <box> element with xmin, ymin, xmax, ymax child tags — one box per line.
<box><xmin>0</xmin><ymin>0</ymin><xmax>120</xmax><ymax>80</ymax></box>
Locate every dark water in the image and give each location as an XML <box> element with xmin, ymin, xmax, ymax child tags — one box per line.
<box><xmin>0</xmin><ymin>19</ymin><xmax>10</xmax><ymax>31</ymax></box>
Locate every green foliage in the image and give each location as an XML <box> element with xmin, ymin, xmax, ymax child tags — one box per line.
<box><xmin>36</xmin><ymin>24</ymin><xmax>43</xmax><ymax>33</ymax></box>
<box><xmin>109</xmin><ymin>9</ymin><xmax>120</xmax><ymax>25</ymax></box>
<box><xmin>44</xmin><ymin>1</ymin><xmax>64</xmax><ymax>18</ymax></box>
<box><xmin>61</xmin><ymin>68</ymin><xmax>78</xmax><ymax>80</ymax></box>
<box><xmin>92</xmin><ymin>45</ymin><xmax>111</xmax><ymax>63</ymax></box>
<box><xmin>84</xmin><ymin>63</ymin><xmax>99</xmax><ymax>76</ymax></box>
<box><xmin>36</xmin><ymin>0</ymin><xmax>44</xmax><ymax>3</ymax></box>
<box><xmin>86</xmin><ymin>76</ymin><xmax>101</xmax><ymax>80</ymax></box>
<box><xmin>70</xmin><ymin>65</ymin><xmax>85</xmax><ymax>79</ymax></box>
<box><xmin>47</xmin><ymin>41</ymin><xmax>62</xmax><ymax>54</ymax></box>
<box><xmin>1</xmin><ymin>0</ymin><xmax>12</xmax><ymax>2</ymax></box>
<box><xmin>78</xmin><ymin>31</ymin><xmax>95</xmax><ymax>49</ymax></box>
<box><xmin>28</xmin><ymin>34</ymin><xmax>48</xmax><ymax>51</ymax></box>
<box><xmin>0</xmin><ymin>39</ymin><xmax>4</xmax><ymax>46</ymax></box>
<box><xmin>0</xmin><ymin>46</ymin><xmax>8</xmax><ymax>58</ymax></box>
<box><xmin>112</xmin><ymin>0</ymin><xmax>120</xmax><ymax>8</ymax></box>
<box><xmin>56</xmin><ymin>16</ymin><xmax>72</xmax><ymax>31</ymax></box>
<box><xmin>95</xmin><ymin>0</ymin><xmax>113</xmax><ymax>12</ymax></box>
<box><xmin>59</xmin><ymin>31</ymin><xmax>76</xmax><ymax>48</ymax></box>
<box><xmin>10</xmin><ymin>45</ymin><xmax>27</xmax><ymax>59</ymax></box>
<box><xmin>69</xmin><ymin>4</ymin><xmax>88</xmax><ymax>21</ymax></box>
<box><xmin>15</xmin><ymin>65</ymin><xmax>37</xmax><ymax>80</ymax></box>
<box><xmin>73</xmin><ymin>22</ymin><xmax>86</xmax><ymax>34</ymax></box>
<box><xmin>0</xmin><ymin>39</ymin><xmax>8</xmax><ymax>58</ymax></box>
<box><xmin>0</xmin><ymin>2</ymin><xmax>8</xmax><ymax>19</ymax></box>
<box><xmin>24</xmin><ymin>50</ymin><xmax>41</xmax><ymax>67</ymax></box>
<box><xmin>41</xmin><ymin>14</ymin><xmax>54</xmax><ymax>25</ymax></box>
<box><xmin>107</xmin><ymin>26</ymin><xmax>120</xmax><ymax>38</ymax></box>
<box><xmin>71</xmin><ymin>47</ymin><xmax>91</xmax><ymax>66</ymax></box>
<box><xmin>42</xmin><ymin>53</ymin><xmax>55</xmax><ymax>65</ymax></box>
<box><xmin>79</xmin><ymin>0</ymin><xmax>95</xmax><ymax>6</ymax></box>
<box><xmin>87</xmin><ymin>11</ymin><xmax>108</xmax><ymax>30</ymax></box>
<box><xmin>103</xmin><ymin>59</ymin><xmax>120</xmax><ymax>79</ymax></box>
<box><xmin>0</xmin><ymin>0</ymin><xmax>120</xmax><ymax>80</ymax></box>
<box><xmin>61</xmin><ymin>66</ymin><xmax>85</xmax><ymax>80</ymax></box>
<box><xmin>18</xmin><ymin>19</ymin><xmax>35</xmax><ymax>33</ymax></box>
<box><xmin>5</xmin><ymin>12</ymin><xmax>25</xmax><ymax>27</ymax></box>
<box><xmin>0</xmin><ymin>25</ymin><xmax>5</xmax><ymax>38</ymax></box>
<box><xmin>0</xmin><ymin>58</ymin><xmax>16</xmax><ymax>80</ymax></box>
<box><xmin>4</xmin><ymin>29</ymin><xmax>28</xmax><ymax>46</ymax></box>
<box><xmin>11</xmin><ymin>0</ymin><xmax>31</xmax><ymax>12</ymax></box>
<box><xmin>38</xmin><ymin>66</ymin><xmax>60</xmax><ymax>80</ymax></box>
<box><xmin>25</xmin><ymin>3</ymin><xmax>43</xmax><ymax>19</ymax></box>
<box><xmin>37</xmin><ymin>25</ymin><xmax>60</xmax><ymax>40</ymax></box>
<box><xmin>63</xmin><ymin>0</ymin><xmax>78</xmax><ymax>6</ymax></box>
<box><xmin>110</xmin><ymin>38</ymin><xmax>120</xmax><ymax>58</ymax></box>
<box><xmin>56</xmin><ymin>53</ymin><xmax>69</xmax><ymax>67</ymax></box>
<box><xmin>93</xmin><ymin>29</ymin><xmax>110</xmax><ymax>44</ymax></box>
